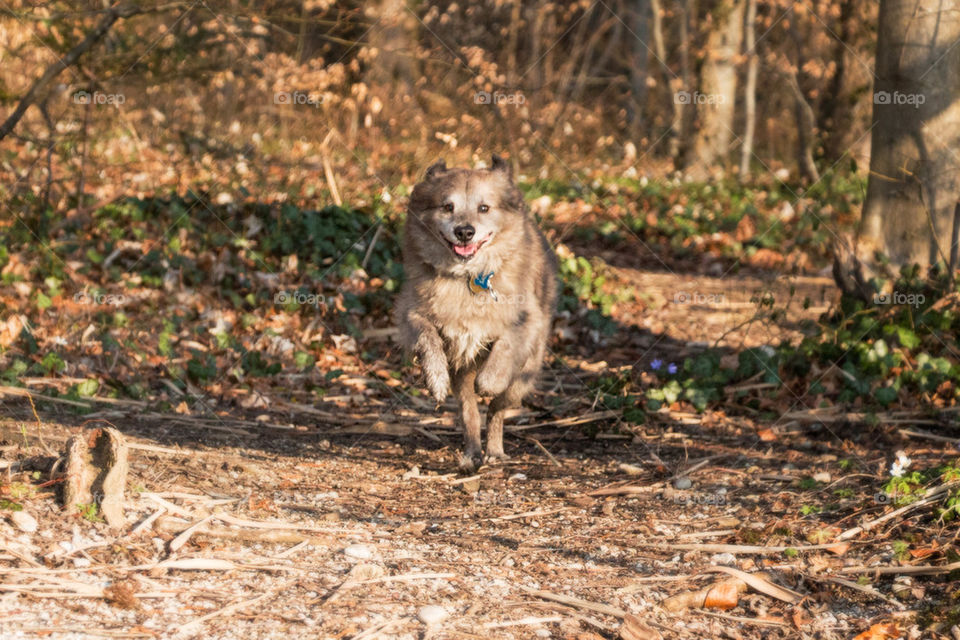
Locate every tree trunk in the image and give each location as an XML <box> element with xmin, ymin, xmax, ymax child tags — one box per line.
<box><xmin>649</xmin><ymin>0</ymin><xmax>681</xmax><ymax>157</ymax></box>
<box><xmin>685</xmin><ymin>0</ymin><xmax>746</xmax><ymax>179</ymax></box>
<box><xmin>857</xmin><ymin>0</ymin><xmax>960</xmax><ymax>271</ymax></box>
<box><xmin>676</xmin><ymin>0</ymin><xmax>695</xmax><ymax>163</ymax></box>
<box><xmin>739</xmin><ymin>0</ymin><xmax>758</xmax><ymax>177</ymax></box>
<box><xmin>787</xmin><ymin>71</ymin><xmax>821</xmax><ymax>183</ymax></box>
<box><xmin>819</xmin><ymin>0</ymin><xmax>856</xmax><ymax>162</ymax></box>
<box><xmin>628</xmin><ymin>0</ymin><xmax>651</xmax><ymax>137</ymax></box>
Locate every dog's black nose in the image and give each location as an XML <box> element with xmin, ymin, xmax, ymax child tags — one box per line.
<box><xmin>454</xmin><ymin>225</ymin><xmax>475</xmax><ymax>242</ymax></box>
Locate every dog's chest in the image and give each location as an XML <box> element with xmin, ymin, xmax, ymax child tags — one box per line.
<box><xmin>424</xmin><ymin>277</ymin><xmax>517</xmax><ymax>364</ymax></box>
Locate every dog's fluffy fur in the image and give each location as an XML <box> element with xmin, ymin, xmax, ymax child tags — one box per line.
<box><xmin>396</xmin><ymin>155</ymin><xmax>557</xmax><ymax>469</ymax></box>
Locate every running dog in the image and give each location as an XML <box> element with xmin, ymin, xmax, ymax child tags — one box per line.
<box><xmin>396</xmin><ymin>155</ymin><xmax>557</xmax><ymax>470</ymax></box>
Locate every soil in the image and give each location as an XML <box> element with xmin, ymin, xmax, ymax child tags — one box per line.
<box><xmin>0</xmin><ymin>264</ymin><xmax>953</xmax><ymax>640</ymax></box>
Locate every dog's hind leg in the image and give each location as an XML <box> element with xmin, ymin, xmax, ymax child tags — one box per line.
<box><xmin>486</xmin><ymin>342</ymin><xmax>544</xmax><ymax>463</ymax></box>
<box><xmin>453</xmin><ymin>366</ymin><xmax>482</xmax><ymax>471</ymax></box>
<box><xmin>486</xmin><ymin>375</ymin><xmax>536</xmax><ymax>463</ymax></box>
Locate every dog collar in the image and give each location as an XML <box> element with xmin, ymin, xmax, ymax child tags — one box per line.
<box><xmin>468</xmin><ymin>271</ymin><xmax>498</xmax><ymax>300</ymax></box>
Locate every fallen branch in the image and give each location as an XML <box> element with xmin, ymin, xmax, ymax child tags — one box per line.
<box><xmin>897</xmin><ymin>428</ymin><xmax>960</xmax><ymax>445</ymax></box>
<box><xmin>483</xmin><ymin>616</ymin><xmax>563</xmax><ymax>629</ymax></box>
<box><xmin>175</xmin><ymin>590</ymin><xmax>275</xmax><ymax>636</ymax></box>
<box><xmin>525</xmin><ymin>436</ymin><xmax>562</xmax><ymax>466</ymax></box>
<box><xmin>490</xmin><ymin>507</ymin><xmax>570</xmax><ymax>521</ymax></box>
<box><xmin>154</xmin><ymin>516</ymin><xmax>330</xmax><ymax>545</ymax></box>
<box><xmin>505</xmin><ymin>410</ymin><xmax>618</xmax><ymax>432</ymax></box>
<box><xmin>518</xmin><ymin>585</ymin><xmax>626</xmax><ymax>618</ymax></box>
<box><xmin>837</xmin><ymin>481</ymin><xmax>960</xmax><ymax>541</ymax></box>
<box><xmin>586</xmin><ymin>484</ymin><xmax>659</xmax><ymax>497</ymax></box>
<box><xmin>652</xmin><ymin>542</ymin><xmax>849</xmax><ymax>555</ymax></box>
<box><xmin>838</xmin><ymin>562</ymin><xmax>960</xmax><ymax>577</ymax></box>
<box><xmin>167</xmin><ymin>515</ymin><xmax>215</xmax><ymax>552</ymax></box>
<box><xmin>814</xmin><ymin>576</ymin><xmax>905</xmax><ymax>609</ymax></box>
<box><xmin>704</xmin><ymin>567</ymin><xmax>801</xmax><ymax>604</ymax></box>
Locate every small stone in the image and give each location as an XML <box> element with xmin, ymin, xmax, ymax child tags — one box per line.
<box><xmin>813</xmin><ymin>472</ymin><xmax>831</xmax><ymax>483</ymax></box>
<box><xmin>402</xmin><ymin>466</ymin><xmax>420</xmax><ymax>480</ymax></box>
<box><xmin>9</xmin><ymin>510</ymin><xmax>37</xmax><ymax>533</ymax></box>
<box><xmin>618</xmin><ymin>463</ymin><xmax>643</xmax><ymax>476</ymax></box>
<box><xmin>710</xmin><ymin>552</ymin><xmax>737</xmax><ymax>566</ymax></box>
<box><xmin>343</xmin><ymin>544</ymin><xmax>373</xmax><ymax>560</ymax></box>
<box><xmin>534</xmin><ymin>629</ymin><xmax>551</xmax><ymax>638</ymax></box>
<box><xmin>347</xmin><ymin>563</ymin><xmax>384</xmax><ymax>581</ymax></box>
<box><xmin>508</xmin><ymin>473</ymin><xmax>527</xmax><ymax>482</ymax></box>
<box><xmin>673</xmin><ymin>476</ymin><xmax>692</xmax><ymax>490</ymax></box>
<box><xmin>417</xmin><ymin>605</ymin><xmax>448</xmax><ymax>626</ymax></box>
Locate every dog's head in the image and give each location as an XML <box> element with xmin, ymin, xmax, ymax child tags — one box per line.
<box><xmin>406</xmin><ymin>155</ymin><xmax>527</xmax><ymax>274</ymax></box>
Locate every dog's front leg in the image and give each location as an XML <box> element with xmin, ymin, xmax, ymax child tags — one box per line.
<box><xmin>453</xmin><ymin>367</ymin><xmax>482</xmax><ymax>471</ymax></box>
<box><xmin>402</xmin><ymin>311</ymin><xmax>450</xmax><ymax>403</ymax></box>
<box><xmin>475</xmin><ymin>330</ymin><xmax>532</xmax><ymax>397</ymax></box>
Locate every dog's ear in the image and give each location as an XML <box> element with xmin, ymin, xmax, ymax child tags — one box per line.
<box><xmin>424</xmin><ymin>160</ymin><xmax>447</xmax><ymax>180</ymax></box>
<box><xmin>490</xmin><ymin>154</ymin><xmax>512</xmax><ymax>179</ymax></box>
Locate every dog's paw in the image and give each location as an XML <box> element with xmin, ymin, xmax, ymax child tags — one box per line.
<box><xmin>475</xmin><ymin>367</ymin><xmax>509</xmax><ymax>397</ymax></box>
<box><xmin>458</xmin><ymin>449</ymin><xmax>482</xmax><ymax>472</ymax></box>
<box><xmin>483</xmin><ymin>449</ymin><xmax>509</xmax><ymax>465</ymax></box>
<box><xmin>425</xmin><ymin>367</ymin><xmax>451</xmax><ymax>403</ymax></box>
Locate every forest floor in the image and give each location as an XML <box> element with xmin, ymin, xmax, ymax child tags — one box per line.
<box><xmin>2</xmin><ymin>253</ymin><xmax>955</xmax><ymax>640</ymax></box>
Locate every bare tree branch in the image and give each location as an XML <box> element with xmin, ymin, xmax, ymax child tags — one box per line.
<box><xmin>0</xmin><ymin>4</ymin><xmax>145</xmax><ymax>141</ymax></box>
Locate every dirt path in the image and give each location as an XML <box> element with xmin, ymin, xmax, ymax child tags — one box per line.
<box><xmin>0</xmin><ymin>265</ymin><xmax>934</xmax><ymax>640</ymax></box>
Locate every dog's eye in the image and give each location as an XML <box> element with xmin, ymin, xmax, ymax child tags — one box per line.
<box><xmin>478</xmin><ymin>204</ymin><xmax>489</xmax><ymax>213</ymax></box>
<box><xmin>442</xmin><ymin>203</ymin><xmax>454</xmax><ymax>213</ymax></box>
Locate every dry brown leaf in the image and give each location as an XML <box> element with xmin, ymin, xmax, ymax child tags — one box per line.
<box><xmin>619</xmin><ymin>614</ymin><xmax>661</xmax><ymax>640</ymax></box>
<box><xmin>661</xmin><ymin>588</ymin><xmax>707</xmax><ymax>612</ymax></box>
<box><xmin>661</xmin><ymin>578</ymin><xmax>746</xmax><ymax>612</ymax></box>
<box><xmin>791</xmin><ymin>606</ymin><xmax>812</xmax><ymax>628</ymax></box>
<box><xmin>705</xmin><ymin>567</ymin><xmax>801</xmax><ymax>604</ymax></box>
<box><xmin>734</xmin><ymin>215</ymin><xmax>756</xmax><ymax>242</ymax></box>
<box><xmin>104</xmin><ymin>580</ymin><xmax>140</xmax><ymax>610</ymax></box>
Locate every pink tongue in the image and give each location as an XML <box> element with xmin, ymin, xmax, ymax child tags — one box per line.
<box><xmin>454</xmin><ymin>243</ymin><xmax>477</xmax><ymax>257</ymax></box>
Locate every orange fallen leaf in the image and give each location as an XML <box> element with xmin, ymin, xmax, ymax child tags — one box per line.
<box><xmin>826</xmin><ymin>542</ymin><xmax>850</xmax><ymax>556</ymax></box>
<box><xmin>661</xmin><ymin>578</ymin><xmax>747</xmax><ymax>612</ymax></box>
<box><xmin>852</xmin><ymin>623</ymin><xmax>901</xmax><ymax>640</ymax></box>
<box><xmin>703</xmin><ymin>580</ymin><xmax>741</xmax><ymax>610</ymax></box>
<box><xmin>909</xmin><ymin>541</ymin><xmax>938</xmax><ymax>559</ymax></box>
<box><xmin>758</xmin><ymin>428</ymin><xmax>777</xmax><ymax>441</ymax></box>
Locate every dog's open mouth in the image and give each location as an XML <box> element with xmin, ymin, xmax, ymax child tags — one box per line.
<box><xmin>450</xmin><ymin>234</ymin><xmax>492</xmax><ymax>260</ymax></box>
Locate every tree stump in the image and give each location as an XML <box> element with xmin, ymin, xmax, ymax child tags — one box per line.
<box><xmin>61</xmin><ymin>427</ymin><xmax>129</xmax><ymax>527</ymax></box>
